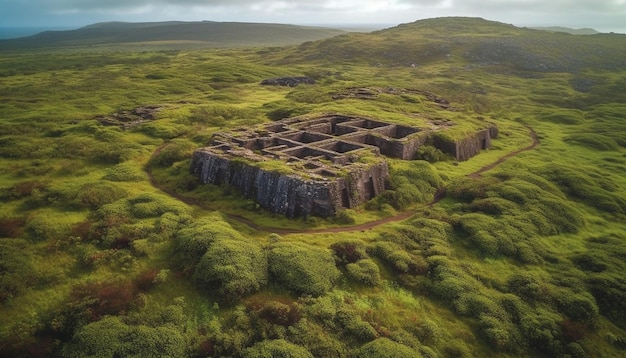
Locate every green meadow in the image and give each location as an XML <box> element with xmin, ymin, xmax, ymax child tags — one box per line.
<box><xmin>1</xmin><ymin>17</ymin><xmax>625</xmax><ymax>357</ymax></box>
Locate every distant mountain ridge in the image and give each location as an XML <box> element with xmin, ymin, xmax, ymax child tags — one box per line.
<box><xmin>0</xmin><ymin>21</ymin><xmax>346</xmax><ymax>50</ymax></box>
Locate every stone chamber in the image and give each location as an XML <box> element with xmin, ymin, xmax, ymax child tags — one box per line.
<box><xmin>191</xmin><ymin>114</ymin><xmax>497</xmax><ymax>217</ymax></box>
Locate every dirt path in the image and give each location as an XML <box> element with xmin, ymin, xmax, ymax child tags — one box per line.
<box><xmin>467</xmin><ymin>126</ymin><xmax>539</xmax><ymax>178</ymax></box>
<box><xmin>147</xmin><ymin>126</ymin><xmax>539</xmax><ymax>235</ymax></box>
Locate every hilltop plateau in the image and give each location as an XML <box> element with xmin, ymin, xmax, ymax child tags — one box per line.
<box><xmin>0</xmin><ymin>17</ymin><xmax>625</xmax><ymax>358</ymax></box>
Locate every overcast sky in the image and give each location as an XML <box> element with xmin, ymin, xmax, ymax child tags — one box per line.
<box><xmin>1</xmin><ymin>0</ymin><xmax>625</xmax><ymax>33</ymax></box>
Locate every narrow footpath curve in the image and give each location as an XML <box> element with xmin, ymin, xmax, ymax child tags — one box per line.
<box><xmin>147</xmin><ymin>126</ymin><xmax>539</xmax><ymax>234</ymax></box>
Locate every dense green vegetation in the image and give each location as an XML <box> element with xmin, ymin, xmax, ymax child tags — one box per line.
<box><xmin>1</xmin><ymin>17</ymin><xmax>625</xmax><ymax>357</ymax></box>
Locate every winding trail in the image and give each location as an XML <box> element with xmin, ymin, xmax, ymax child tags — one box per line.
<box><xmin>147</xmin><ymin>126</ymin><xmax>539</xmax><ymax>234</ymax></box>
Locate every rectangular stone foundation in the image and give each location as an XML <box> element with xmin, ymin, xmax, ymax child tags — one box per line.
<box><xmin>190</xmin><ymin>114</ymin><xmax>497</xmax><ymax>217</ymax></box>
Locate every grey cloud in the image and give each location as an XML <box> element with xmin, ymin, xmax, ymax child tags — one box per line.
<box><xmin>399</xmin><ymin>0</ymin><xmax>625</xmax><ymax>13</ymax></box>
<box><xmin>0</xmin><ymin>0</ymin><xmax>624</xmax><ymax>32</ymax></box>
<box><xmin>39</xmin><ymin>0</ymin><xmax>331</xmax><ymax>12</ymax></box>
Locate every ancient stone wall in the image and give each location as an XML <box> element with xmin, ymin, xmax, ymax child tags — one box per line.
<box><xmin>190</xmin><ymin>114</ymin><xmax>497</xmax><ymax>217</ymax></box>
<box><xmin>433</xmin><ymin>125</ymin><xmax>498</xmax><ymax>161</ymax></box>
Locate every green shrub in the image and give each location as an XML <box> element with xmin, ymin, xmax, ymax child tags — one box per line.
<box><xmin>331</xmin><ymin>239</ymin><xmax>368</xmax><ymax>264</ymax></box>
<box><xmin>447</xmin><ymin>177</ymin><xmax>498</xmax><ymax>202</ymax></box>
<box><xmin>478</xmin><ymin>313</ymin><xmax>523</xmax><ymax>352</ymax></box>
<box><xmin>148</xmin><ymin>140</ymin><xmax>195</xmax><ymax>168</ymax></box>
<box><xmin>335</xmin><ymin>209</ymin><xmax>357</xmax><ymax>224</ymax></box>
<box><xmin>138</xmin><ymin>121</ymin><xmax>188</xmax><ymax>139</ymax></box>
<box><xmin>25</xmin><ymin>215</ymin><xmax>66</xmax><ymax>242</ymax></box>
<box><xmin>368</xmin><ymin>241</ymin><xmax>414</xmax><ymax>273</ymax></box>
<box><xmin>174</xmin><ymin>215</ymin><xmax>244</xmax><ymax>265</ymax></box>
<box><xmin>454</xmin><ymin>293</ymin><xmax>503</xmax><ymax>318</ymax></box>
<box><xmin>571</xmin><ymin>251</ymin><xmax>608</xmax><ymax>272</ymax></box>
<box><xmin>508</xmin><ymin>272</ymin><xmax>544</xmax><ymax>302</ymax></box>
<box><xmin>336</xmin><ymin>309</ymin><xmax>378</xmax><ymax>341</ymax></box>
<box><xmin>61</xmin><ymin>316</ymin><xmax>185</xmax><ymax>358</ymax></box>
<box><xmin>556</xmin><ymin>292</ymin><xmax>599</xmax><ymax>325</ymax></box>
<box><xmin>102</xmin><ymin>163</ymin><xmax>146</xmax><ymax>182</ymax></box>
<box><xmin>536</xmin><ymin>164</ymin><xmax>624</xmax><ymax>214</ymax></box>
<box><xmin>430</xmin><ymin>262</ymin><xmax>479</xmax><ymax>302</ymax></box>
<box><xmin>356</xmin><ymin>338</ymin><xmax>421</xmax><ymax>358</ymax></box>
<box><xmin>385</xmin><ymin>161</ymin><xmax>444</xmax><ymax>208</ymax></box>
<box><xmin>541</xmin><ymin>110</ymin><xmax>584</xmax><ymax>125</ymax></box>
<box><xmin>187</xmin><ymin>105</ymin><xmax>259</xmax><ymax>126</ymax></box>
<box><xmin>128</xmin><ymin>193</ymin><xmax>191</xmax><ymax>218</ymax></box>
<box><xmin>285</xmin><ymin>316</ymin><xmax>349</xmax><ymax>356</ymax></box>
<box><xmin>242</xmin><ymin>339</ymin><xmax>314</xmax><ymax>358</ymax></box>
<box><xmin>193</xmin><ymin>238</ymin><xmax>268</xmax><ymax>300</ymax></box>
<box><xmin>268</xmin><ymin>242</ymin><xmax>340</xmax><ymax>296</ymax></box>
<box><xmin>587</xmin><ymin>272</ymin><xmax>626</xmax><ymax>328</ymax></box>
<box><xmin>345</xmin><ymin>259</ymin><xmax>382</xmax><ymax>286</ymax></box>
<box><xmin>468</xmin><ymin>197</ymin><xmax>518</xmax><ymax>215</ymax></box>
<box><xmin>74</xmin><ymin>182</ymin><xmax>128</xmax><ymax>210</ymax></box>
<box><xmin>0</xmin><ymin>239</ymin><xmax>35</xmax><ymax>302</ymax></box>
<box><xmin>564</xmin><ymin>133</ymin><xmax>620</xmax><ymax>151</ymax></box>
<box><xmin>519</xmin><ymin>310</ymin><xmax>564</xmax><ymax>355</ymax></box>
<box><xmin>534</xmin><ymin>198</ymin><xmax>584</xmax><ymax>233</ymax></box>
<box><xmin>414</xmin><ymin>145</ymin><xmax>448</xmax><ymax>162</ymax></box>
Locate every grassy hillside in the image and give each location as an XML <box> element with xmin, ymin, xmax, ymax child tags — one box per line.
<box><xmin>277</xmin><ymin>17</ymin><xmax>626</xmax><ymax>72</ymax></box>
<box><xmin>0</xmin><ymin>21</ymin><xmax>346</xmax><ymax>51</ymax></box>
<box><xmin>531</xmin><ymin>27</ymin><xmax>600</xmax><ymax>35</ymax></box>
<box><xmin>0</xmin><ymin>17</ymin><xmax>625</xmax><ymax>357</ymax></box>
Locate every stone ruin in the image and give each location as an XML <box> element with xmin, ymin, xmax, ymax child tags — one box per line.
<box><xmin>95</xmin><ymin>105</ymin><xmax>162</xmax><ymax>129</ymax></box>
<box><xmin>260</xmin><ymin>76</ymin><xmax>316</xmax><ymax>87</ymax></box>
<box><xmin>191</xmin><ymin>114</ymin><xmax>498</xmax><ymax>218</ymax></box>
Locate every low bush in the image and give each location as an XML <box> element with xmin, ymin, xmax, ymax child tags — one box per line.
<box><xmin>368</xmin><ymin>241</ymin><xmax>415</xmax><ymax>273</ymax></box>
<box><xmin>331</xmin><ymin>239</ymin><xmax>368</xmax><ymax>264</ymax></box>
<box><xmin>174</xmin><ymin>214</ymin><xmax>244</xmax><ymax>266</ymax></box>
<box><xmin>356</xmin><ymin>337</ymin><xmax>421</xmax><ymax>358</ymax></box>
<box><xmin>541</xmin><ymin>110</ymin><xmax>584</xmax><ymax>125</ymax></box>
<box><xmin>25</xmin><ymin>215</ymin><xmax>66</xmax><ymax>242</ymax></box>
<box><xmin>242</xmin><ymin>339</ymin><xmax>314</xmax><ymax>358</ymax></box>
<box><xmin>148</xmin><ymin>140</ymin><xmax>195</xmax><ymax>168</ymax></box>
<box><xmin>345</xmin><ymin>259</ymin><xmax>382</xmax><ymax>286</ymax></box>
<box><xmin>0</xmin><ymin>239</ymin><xmax>35</xmax><ymax>302</ymax></box>
<box><xmin>193</xmin><ymin>239</ymin><xmax>268</xmax><ymax>301</ymax></box>
<box><xmin>414</xmin><ymin>145</ymin><xmax>449</xmax><ymax>162</ymax></box>
<box><xmin>564</xmin><ymin>133</ymin><xmax>620</xmax><ymax>151</ymax></box>
<box><xmin>128</xmin><ymin>193</ymin><xmax>191</xmax><ymax>218</ymax></box>
<box><xmin>336</xmin><ymin>309</ymin><xmax>378</xmax><ymax>341</ymax></box>
<box><xmin>587</xmin><ymin>272</ymin><xmax>626</xmax><ymax>328</ymax></box>
<box><xmin>61</xmin><ymin>316</ymin><xmax>186</xmax><ymax>358</ymax></box>
<box><xmin>268</xmin><ymin>242</ymin><xmax>340</xmax><ymax>297</ymax></box>
<box><xmin>102</xmin><ymin>163</ymin><xmax>146</xmax><ymax>182</ymax></box>
<box><xmin>73</xmin><ymin>182</ymin><xmax>128</xmax><ymax>210</ymax></box>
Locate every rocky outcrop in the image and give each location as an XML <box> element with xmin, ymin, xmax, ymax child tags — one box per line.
<box><xmin>95</xmin><ymin>105</ymin><xmax>162</xmax><ymax>128</ymax></box>
<box><xmin>332</xmin><ymin>87</ymin><xmax>454</xmax><ymax>110</ymax></box>
<box><xmin>190</xmin><ymin>114</ymin><xmax>497</xmax><ymax>217</ymax></box>
<box><xmin>190</xmin><ymin>150</ymin><xmax>388</xmax><ymax>217</ymax></box>
<box><xmin>260</xmin><ymin>76</ymin><xmax>316</xmax><ymax>87</ymax></box>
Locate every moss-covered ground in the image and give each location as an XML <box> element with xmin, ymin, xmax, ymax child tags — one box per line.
<box><xmin>1</xmin><ymin>18</ymin><xmax>625</xmax><ymax>357</ymax></box>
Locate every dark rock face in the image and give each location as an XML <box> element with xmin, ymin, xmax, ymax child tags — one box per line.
<box><xmin>260</xmin><ymin>76</ymin><xmax>316</xmax><ymax>87</ymax></box>
<box><xmin>191</xmin><ymin>150</ymin><xmax>388</xmax><ymax>217</ymax></box>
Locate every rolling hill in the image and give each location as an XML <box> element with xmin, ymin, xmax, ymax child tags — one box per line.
<box><xmin>0</xmin><ymin>16</ymin><xmax>625</xmax><ymax>358</ymax></box>
<box><xmin>0</xmin><ymin>21</ymin><xmax>346</xmax><ymax>50</ymax></box>
<box><xmin>277</xmin><ymin>17</ymin><xmax>626</xmax><ymax>73</ymax></box>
